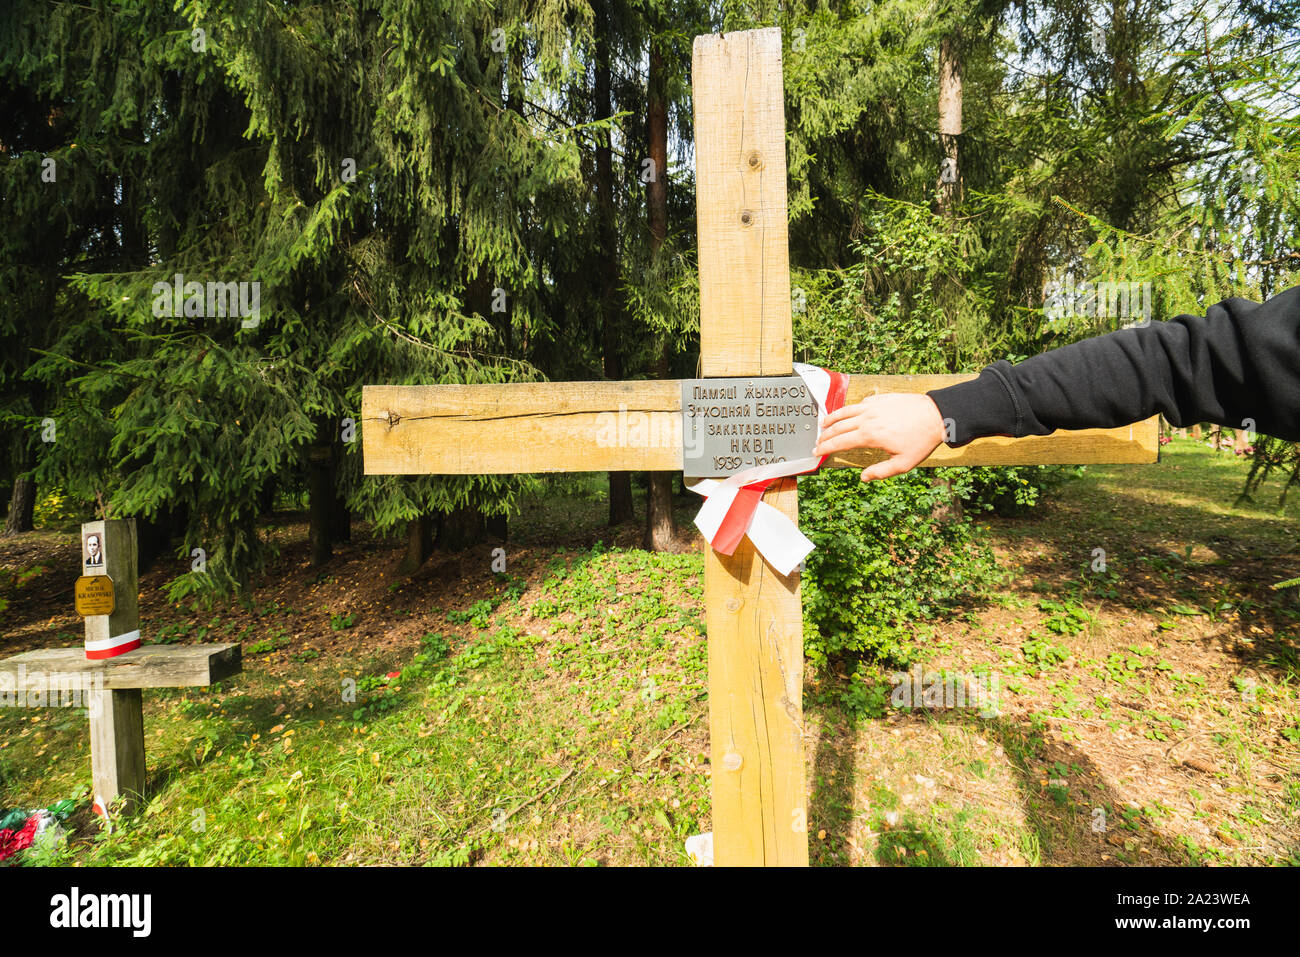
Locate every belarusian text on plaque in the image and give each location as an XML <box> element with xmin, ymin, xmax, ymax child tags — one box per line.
<box><xmin>681</xmin><ymin>376</ymin><xmax>820</xmax><ymax>478</ymax></box>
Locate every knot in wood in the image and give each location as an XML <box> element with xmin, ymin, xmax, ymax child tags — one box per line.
<box><xmin>725</xmin><ymin>597</ymin><xmax>742</xmax><ymax>612</ymax></box>
<box><xmin>739</xmin><ymin>209</ymin><xmax>754</xmax><ymax>226</ymax></box>
<box><xmin>723</xmin><ymin>751</ymin><xmax>743</xmax><ymax>772</ymax></box>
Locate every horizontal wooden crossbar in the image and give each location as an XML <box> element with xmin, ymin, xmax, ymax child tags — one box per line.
<box><xmin>361</xmin><ymin>377</ymin><xmax>1159</xmax><ymax>475</ymax></box>
<box><xmin>363</xmin><ymin>381</ymin><xmax>682</xmax><ymax>473</ymax></box>
<box><xmin>0</xmin><ymin>644</ymin><xmax>241</xmax><ymax>693</ymax></box>
<box><xmin>832</xmin><ymin>375</ymin><xmax>1159</xmax><ymax>468</ymax></box>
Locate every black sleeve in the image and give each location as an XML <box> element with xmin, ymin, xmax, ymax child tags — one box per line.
<box><xmin>926</xmin><ymin>285</ymin><xmax>1300</xmax><ymax>445</ymax></box>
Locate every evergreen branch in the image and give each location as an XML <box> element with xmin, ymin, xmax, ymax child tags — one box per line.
<box><xmin>1051</xmin><ymin>196</ymin><xmax>1246</xmax><ymax>266</ymax></box>
<box><xmin>346</xmin><ymin>277</ymin><xmax>534</xmax><ymax>376</ymax></box>
<box><xmin>27</xmin><ymin>347</ymin><xmax>152</xmax><ymax>383</ymax></box>
<box><xmin>1145</xmin><ymin>145</ymin><xmax>1234</xmax><ymax>174</ymax></box>
<box><xmin>1240</xmin><ymin>252</ymin><xmax>1300</xmax><ymax>268</ymax></box>
<box><xmin>517</xmin><ymin>94</ymin><xmax>636</xmax><ymax>161</ymax></box>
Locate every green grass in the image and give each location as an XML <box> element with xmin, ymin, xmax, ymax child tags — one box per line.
<box><xmin>1</xmin><ymin>544</ymin><xmax>713</xmax><ymax>866</ymax></box>
<box><xmin>2</xmin><ymin>442</ymin><xmax>1297</xmax><ymax>866</ymax></box>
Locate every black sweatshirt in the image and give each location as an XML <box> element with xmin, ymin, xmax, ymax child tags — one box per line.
<box><xmin>926</xmin><ymin>285</ymin><xmax>1300</xmax><ymax>446</ymax></box>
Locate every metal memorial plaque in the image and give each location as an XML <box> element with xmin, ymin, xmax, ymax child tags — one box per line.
<box><xmin>74</xmin><ymin>575</ymin><xmax>116</xmax><ymax>617</ymax></box>
<box><xmin>681</xmin><ymin>376</ymin><xmax>820</xmax><ymax>478</ymax></box>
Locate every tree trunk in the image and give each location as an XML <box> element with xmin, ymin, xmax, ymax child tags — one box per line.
<box><xmin>647</xmin><ymin>37</ymin><xmax>669</xmax><ymax>248</ymax></box>
<box><xmin>935</xmin><ymin>32</ymin><xmax>962</xmax><ymax>373</ymax></box>
<box><xmin>930</xmin><ymin>32</ymin><xmax>964</xmax><ymax>524</ymax></box>
<box><xmin>171</xmin><ymin>501</ymin><xmax>191</xmax><ymax>542</ymax></box>
<box><xmin>644</xmin><ymin>473</ymin><xmax>676</xmax><ymax>549</ymax></box>
<box><xmin>644</xmin><ymin>349</ymin><xmax>677</xmax><ymax>548</ymax></box>
<box><xmin>937</xmin><ymin>34</ymin><xmax>964</xmax><ymax>216</ymax></box>
<box><xmin>331</xmin><ymin>494</ymin><xmax>351</xmax><ymax>545</ymax></box>
<box><xmin>396</xmin><ymin>515</ymin><xmax>433</xmax><ymax>575</ymax></box>
<box><xmin>307</xmin><ymin>418</ymin><xmax>333</xmax><ymax>567</ymax></box>
<box><xmin>330</xmin><ymin>429</ymin><xmax>351</xmax><ymax>545</ymax></box>
<box><xmin>642</xmin><ymin>33</ymin><xmax>677</xmax><ymax>551</ymax></box>
<box><xmin>258</xmin><ymin>479</ymin><xmax>277</xmax><ymax>518</ymax></box>
<box><xmin>437</xmin><ymin>504</ymin><xmax>485</xmax><ymax>552</ymax></box>
<box><xmin>136</xmin><ymin>510</ymin><xmax>171</xmax><ymax>573</ymax></box>
<box><xmin>4</xmin><ymin>474</ymin><xmax>35</xmax><ymax>535</ymax></box>
<box><xmin>608</xmin><ymin>468</ymin><xmax>634</xmax><ymax>526</ymax></box>
<box><xmin>595</xmin><ymin>0</ymin><xmax>633</xmax><ymax>526</ymax></box>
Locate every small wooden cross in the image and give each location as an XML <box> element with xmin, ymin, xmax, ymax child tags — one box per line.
<box><xmin>362</xmin><ymin>27</ymin><xmax>1156</xmax><ymax>866</ymax></box>
<box><xmin>0</xmin><ymin>519</ymin><xmax>241</xmax><ymax>817</ymax></box>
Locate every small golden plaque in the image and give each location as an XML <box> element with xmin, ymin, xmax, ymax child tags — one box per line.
<box><xmin>74</xmin><ymin>575</ymin><xmax>116</xmax><ymax>616</ymax></box>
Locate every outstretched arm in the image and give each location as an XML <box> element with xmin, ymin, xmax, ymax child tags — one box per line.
<box><xmin>813</xmin><ymin>285</ymin><xmax>1300</xmax><ymax>480</ymax></box>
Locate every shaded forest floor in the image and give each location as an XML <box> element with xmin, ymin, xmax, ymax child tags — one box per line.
<box><xmin>1</xmin><ymin>439</ymin><xmax>1297</xmax><ymax>865</ymax></box>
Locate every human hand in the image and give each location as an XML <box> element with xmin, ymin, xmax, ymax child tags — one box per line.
<box><xmin>812</xmin><ymin>393</ymin><xmax>948</xmax><ymax>481</ymax></box>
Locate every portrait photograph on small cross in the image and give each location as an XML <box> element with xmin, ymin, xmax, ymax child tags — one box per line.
<box><xmin>0</xmin><ymin>0</ymin><xmax>1295</xmax><ymax>933</ymax></box>
<box><xmin>82</xmin><ymin>532</ymin><xmax>103</xmax><ymax>568</ymax></box>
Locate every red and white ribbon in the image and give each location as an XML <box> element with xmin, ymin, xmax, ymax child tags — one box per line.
<box><xmin>689</xmin><ymin>363</ymin><xmax>849</xmax><ymax>575</ymax></box>
<box><xmin>85</xmin><ymin>629</ymin><xmax>141</xmax><ymax>661</ymax></box>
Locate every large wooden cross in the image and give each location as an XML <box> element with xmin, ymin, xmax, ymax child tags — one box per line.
<box><xmin>362</xmin><ymin>27</ymin><xmax>1157</xmax><ymax>866</ymax></box>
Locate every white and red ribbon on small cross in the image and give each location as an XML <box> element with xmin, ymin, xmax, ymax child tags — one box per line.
<box><xmin>688</xmin><ymin>363</ymin><xmax>849</xmax><ymax>576</ymax></box>
<box><xmin>84</xmin><ymin>629</ymin><xmax>141</xmax><ymax>661</ymax></box>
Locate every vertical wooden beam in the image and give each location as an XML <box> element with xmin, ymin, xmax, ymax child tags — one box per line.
<box><xmin>89</xmin><ymin>689</ymin><xmax>146</xmax><ymax>816</ymax></box>
<box><xmin>694</xmin><ymin>28</ymin><xmax>793</xmax><ymax>379</ymax></box>
<box><xmin>82</xmin><ymin>518</ymin><xmax>140</xmax><ymax>658</ymax></box>
<box><xmin>693</xmin><ymin>27</ymin><xmax>808</xmax><ymax>866</ymax></box>
<box><xmin>81</xmin><ymin>518</ymin><xmax>146</xmax><ymax>814</ymax></box>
